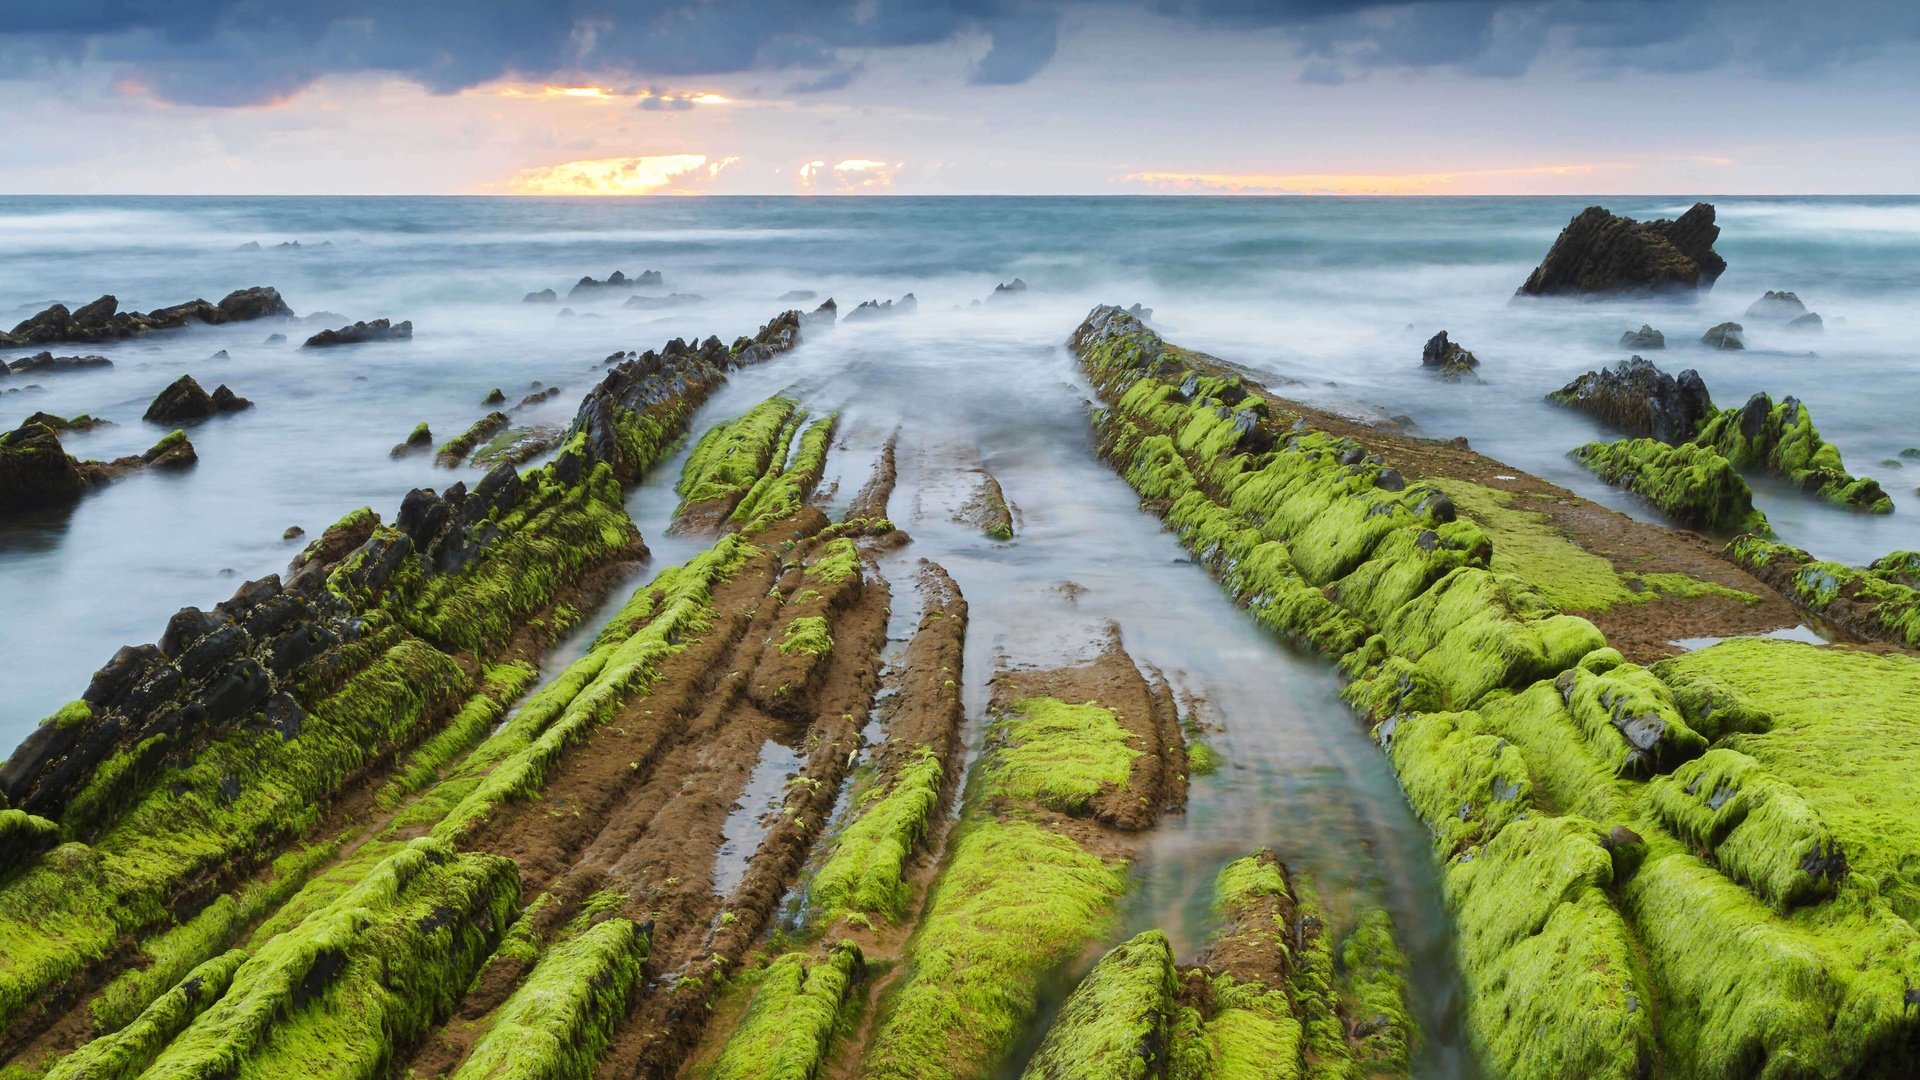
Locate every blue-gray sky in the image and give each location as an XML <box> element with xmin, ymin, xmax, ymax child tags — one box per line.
<box><xmin>1</xmin><ymin>0</ymin><xmax>1916</xmax><ymax>194</ymax></box>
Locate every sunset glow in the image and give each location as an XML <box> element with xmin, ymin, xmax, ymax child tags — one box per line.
<box><xmin>505</xmin><ymin>154</ymin><xmax>738</xmax><ymax>195</ymax></box>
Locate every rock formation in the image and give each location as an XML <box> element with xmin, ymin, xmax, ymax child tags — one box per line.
<box><xmin>1702</xmin><ymin>322</ymin><xmax>1745</xmax><ymax>350</ymax></box>
<box><xmin>1620</xmin><ymin>324</ymin><xmax>1665</xmax><ymax>350</ymax></box>
<box><xmin>0</xmin><ymin>287</ymin><xmax>293</xmax><ymax>348</ymax></box>
<box><xmin>522</xmin><ymin>288</ymin><xmax>556</xmax><ymax>304</ymax></box>
<box><xmin>1420</xmin><ymin>331</ymin><xmax>1479</xmax><ymax>378</ymax></box>
<box><xmin>301</xmin><ymin>318</ymin><xmax>413</xmax><ymax>348</ymax></box>
<box><xmin>1517</xmin><ymin>203</ymin><xmax>1726</xmax><ymax>296</ymax></box>
<box><xmin>843</xmin><ymin>294</ymin><xmax>917</xmax><ymax>322</ymax></box>
<box><xmin>566</xmin><ymin>270</ymin><xmax>663</xmax><ymax>299</ymax></box>
<box><xmin>7</xmin><ymin>352</ymin><xmax>112</xmax><ymax>376</ymax></box>
<box><xmin>1746</xmin><ymin>290</ymin><xmax>1807</xmax><ymax>320</ymax></box>
<box><xmin>1549</xmin><ymin>356</ymin><xmax>1713</xmax><ymax>444</ymax></box>
<box><xmin>142</xmin><ymin>375</ymin><xmax>252</xmax><ymax>424</ymax></box>
<box><xmin>1</xmin><ymin>420</ymin><xmax>196</xmax><ymax>514</ymax></box>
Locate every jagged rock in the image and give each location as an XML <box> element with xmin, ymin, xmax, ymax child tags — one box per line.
<box><xmin>301</xmin><ymin>318</ymin><xmax>412</xmax><ymax>348</ymax></box>
<box><xmin>1620</xmin><ymin>325</ymin><xmax>1666</xmax><ymax>350</ymax></box>
<box><xmin>843</xmin><ymin>294</ymin><xmax>917</xmax><ymax>322</ymax></box>
<box><xmin>567</xmin><ymin>270</ymin><xmax>662</xmax><ymax>299</ymax></box>
<box><xmin>1</xmin><ymin>287</ymin><xmax>295</xmax><ymax>348</ymax></box>
<box><xmin>207</xmin><ymin>349</ymin><xmax>230</xmax><ymax>361</ymax></box>
<box><xmin>1420</xmin><ymin>331</ymin><xmax>1479</xmax><ymax>378</ymax></box>
<box><xmin>1788</xmin><ymin>312</ymin><xmax>1824</xmax><ymax>333</ymax></box>
<box><xmin>1702</xmin><ymin>322</ymin><xmax>1745</xmax><ymax>350</ymax></box>
<box><xmin>143</xmin><ymin>376</ymin><xmax>216</xmax><ymax>423</ymax></box>
<box><xmin>622</xmin><ymin>293</ymin><xmax>706</xmax><ymax>310</ymax></box>
<box><xmin>1517</xmin><ymin>203</ymin><xmax>1726</xmax><ymax>296</ymax></box>
<box><xmin>483</xmin><ymin>388</ymin><xmax>506</xmax><ymax>405</ymax></box>
<box><xmin>778</xmin><ymin>290</ymin><xmax>817</xmax><ymax>301</ymax></box>
<box><xmin>988</xmin><ymin>278</ymin><xmax>1028</xmax><ymax>301</ymax></box>
<box><xmin>519</xmin><ymin>387</ymin><xmax>561</xmax><ymax>408</ymax></box>
<box><xmin>0</xmin><ymin>419</ymin><xmax>88</xmax><ymax>511</ymax></box>
<box><xmin>1549</xmin><ymin>357</ymin><xmax>1713</xmax><ymax>444</ymax></box>
<box><xmin>522</xmin><ymin>288</ymin><xmax>557</xmax><ymax>303</ymax></box>
<box><xmin>21</xmin><ymin>411</ymin><xmax>109</xmax><ymax>433</ymax></box>
<box><xmin>1746</xmin><ymin>291</ymin><xmax>1808</xmax><ymax>321</ymax></box>
<box><xmin>801</xmin><ymin>299</ymin><xmax>837</xmax><ymax>328</ymax></box>
<box><xmin>211</xmin><ymin>384</ymin><xmax>252</xmax><ymax>412</ymax></box>
<box><xmin>140</xmin><ymin>430</ymin><xmax>198</xmax><ymax>469</ymax></box>
<box><xmin>8</xmin><ymin>352</ymin><xmax>112</xmax><ymax>375</ymax></box>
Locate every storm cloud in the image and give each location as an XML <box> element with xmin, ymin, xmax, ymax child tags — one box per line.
<box><xmin>0</xmin><ymin>0</ymin><xmax>1914</xmax><ymax>105</ymax></box>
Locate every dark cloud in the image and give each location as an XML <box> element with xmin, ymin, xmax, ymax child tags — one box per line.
<box><xmin>0</xmin><ymin>0</ymin><xmax>1913</xmax><ymax>106</ymax></box>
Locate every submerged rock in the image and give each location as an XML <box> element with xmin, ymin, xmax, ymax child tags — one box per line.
<box><xmin>1517</xmin><ymin>203</ymin><xmax>1726</xmax><ymax>296</ymax></box>
<box><xmin>843</xmin><ymin>294</ymin><xmax>917</xmax><ymax>322</ymax></box>
<box><xmin>987</xmin><ymin>278</ymin><xmax>1028</xmax><ymax>302</ymax></box>
<box><xmin>1746</xmin><ymin>290</ymin><xmax>1808</xmax><ymax>321</ymax></box>
<box><xmin>1788</xmin><ymin>312</ymin><xmax>1824</xmax><ymax>332</ymax></box>
<box><xmin>800</xmin><ymin>298</ymin><xmax>837</xmax><ymax>329</ymax></box>
<box><xmin>622</xmin><ymin>293</ymin><xmax>706</xmax><ymax>310</ymax></box>
<box><xmin>301</xmin><ymin>318</ymin><xmax>413</xmax><ymax>348</ymax></box>
<box><xmin>1420</xmin><ymin>331</ymin><xmax>1479</xmax><ymax>378</ymax></box>
<box><xmin>566</xmin><ymin>270</ymin><xmax>662</xmax><ymax>298</ymax></box>
<box><xmin>777</xmin><ymin>289</ymin><xmax>817</xmax><ymax>302</ymax></box>
<box><xmin>1702</xmin><ymin>322</ymin><xmax>1745</xmax><ymax>350</ymax></box>
<box><xmin>264</xmin><ymin>332</ymin><xmax>287</xmax><ymax>344</ymax></box>
<box><xmin>1620</xmin><ymin>324</ymin><xmax>1666</xmax><ymax>350</ymax></box>
<box><xmin>521</xmin><ymin>288</ymin><xmax>557</xmax><ymax>303</ymax></box>
<box><xmin>483</xmin><ymin>388</ymin><xmax>506</xmax><ymax>405</ymax></box>
<box><xmin>1549</xmin><ymin>356</ymin><xmax>1713</xmax><ymax>444</ymax></box>
<box><xmin>8</xmin><ymin>351</ymin><xmax>113</xmax><ymax>376</ymax></box>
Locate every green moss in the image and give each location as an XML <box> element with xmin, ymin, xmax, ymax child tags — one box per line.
<box><xmin>1695</xmin><ymin>393</ymin><xmax>1892</xmax><ymax>513</ymax></box>
<box><xmin>678</xmin><ymin>396</ymin><xmax>799</xmax><ymax>507</ymax></box>
<box><xmin>152</xmin><ymin>429</ymin><xmax>188</xmax><ymax>453</ymax></box>
<box><xmin>1022</xmin><ymin>930</ymin><xmax>1177</xmax><ymax>1080</ymax></box>
<box><xmin>1443</xmin><ymin>816</ymin><xmax>1653</xmax><ymax>1079</ymax></box>
<box><xmin>805</xmin><ymin>537</ymin><xmax>861</xmax><ymax>585</ymax></box>
<box><xmin>1572</xmin><ymin>437</ymin><xmax>1771</xmax><ymax>535</ymax></box>
<box><xmin>1171</xmin><ymin>988</ymin><xmax>1304</xmax><ymax>1080</ymax></box>
<box><xmin>1337</xmin><ymin>909</ymin><xmax>1412</xmax><ymax>1075</ymax></box>
<box><xmin>1646</xmin><ymin>748</ymin><xmax>1843</xmax><ymax>910</ymax></box>
<box><xmin>710</xmin><ymin>942</ymin><xmax>862</xmax><ymax>1080</ymax></box>
<box><xmin>0</xmin><ymin>810</ymin><xmax>58</xmax><ymax>881</ymax></box>
<box><xmin>734</xmin><ymin>414</ymin><xmax>838</xmax><ymax>530</ymax></box>
<box><xmin>1555</xmin><ymin>662</ymin><xmax>1708</xmax><ymax>778</ymax></box>
<box><xmin>453</xmin><ymin>916</ymin><xmax>649</xmax><ymax>1080</ymax></box>
<box><xmin>437</xmin><ymin>410</ymin><xmax>510</xmax><ymax>461</ymax></box>
<box><xmin>859</xmin><ymin>816</ymin><xmax>1130</xmax><ymax>1080</ymax></box>
<box><xmin>142</xmin><ymin>838</ymin><xmax>517</xmax><ymax>1078</ymax></box>
<box><xmin>981</xmin><ymin>696</ymin><xmax>1140</xmax><ymax>818</ymax></box>
<box><xmin>1185</xmin><ymin>740</ymin><xmax>1222</xmax><ymax>776</ymax></box>
<box><xmin>377</xmin><ymin>661</ymin><xmax>539</xmax><ymax>808</ymax></box>
<box><xmin>1427</xmin><ymin>480</ymin><xmax>1637</xmax><ymax>611</ymax></box>
<box><xmin>47</xmin><ymin>951</ymin><xmax>246</xmax><ymax>1080</ymax></box>
<box><xmin>778</xmin><ymin>615</ymin><xmax>834</xmax><ymax>656</ymax></box>
<box><xmin>809</xmin><ymin>750</ymin><xmax>943</xmax><ymax>926</ymax></box>
<box><xmin>1729</xmin><ymin>537</ymin><xmax>1920</xmax><ymax>649</ymax></box>
<box><xmin>1378</xmin><ymin>710</ymin><xmax>1532</xmax><ymax>856</ymax></box>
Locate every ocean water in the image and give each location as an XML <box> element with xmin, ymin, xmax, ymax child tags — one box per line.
<box><xmin>3</xmin><ymin>195</ymin><xmax>1915</xmax><ymax>1072</ymax></box>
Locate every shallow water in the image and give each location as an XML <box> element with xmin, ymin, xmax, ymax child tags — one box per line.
<box><xmin>4</xmin><ymin>194</ymin><xmax>1915</xmax><ymax>1074</ymax></box>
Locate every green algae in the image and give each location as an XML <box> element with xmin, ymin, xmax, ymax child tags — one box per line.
<box><xmin>1378</xmin><ymin>711</ymin><xmax>1532</xmax><ymax>856</ymax></box>
<box><xmin>1169</xmin><ymin>990</ymin><xmax>1303</xmax><ymax>1080</ymax></box>
<box><xmin>1428</xmin><ymin>479</ymin><xmax>1636</xmax><ymax>612</ymax></box>
<box><xmin>1336</xmin><ymin>910</ymin><xmax>1412</xmax><ymax>1075</ymax></box>
<box><xmin>678</xmin><ymin>396</ymin><xmax>799</xmax><ymax>508</ymax></box>
<box><xmin>778</xmin><ymin>615</ymin><xmax>834</xmax><ymax>657</ymax></box>
<box><xmin>1695</xmin><ymin>393</ymin><xmax>1892</xmax><ymax>513</ymax></box>
<box><xmin>982</xmin><ymin>696</ymin><xmax>1140</xmax><ymax>819</ymax></box>
<box><xmin>1556</xmin><ymin>661</ymin><xmax>1708</xmax><ymax>778</ymax></box>
<box><xmin>709</xmin><ymin>942</ymin><xmax>862</xmax><ymax>1080</ymax></box>
<box><xmin>0</xmin><ymin>810</ymin><xmax>57</xmax><ymax>881</ymax></box>
<box><xmin>376</xmin><ymin>661</ymin><xmax>539</xmax><ymax>808</ymax></box>
<box><xmin>1022</xmin><ymin>930</ymin><xmax>1176</xmax><ymax>1080</ymax></box>
<box><xmin>453</xmin><ymin>916</ymin><xmax>649</xmax><ymax>1080</ymax></box>
<box><xmin>1730</xmin><ymin>536</ymin><xmax>1920</xmax><ymax>649</ymax></box>
<box><xmin>1572</xmin><ymin>437</ymin><xmax>1771</xmax><ymax>535</ymax></box>
<box><xmin>1443</xmin><ymin>816</ymin><xmax>1653</xmax><ymax>1079</ymax></box>
<box><xmin>733</xmin><ymin>413</ymin><xmax>838</xmax><ymax>531</ymax></box>
<box><xmin>47</xmin><ymin>951</ymin><xmax>246</xmax><ymax>1080</ymax></box>
<box><xmin>142</xmin><ymin>838</ymin><xmax>517</xmax><ymax>1079</ymax></box>
<box><xmin>1646</xmin><ymin>748</ymin><xmax>1843</xmax><ymax>910</ymax></box>
<box><xmin>809</xmin><ymin>749</ymin><xmax>944</xmax><ymax>927</ymax></box>
<box><xmin>436</xmin><ymin>411</ymin><xmax>510</xmax><ymax>464</ymax></box>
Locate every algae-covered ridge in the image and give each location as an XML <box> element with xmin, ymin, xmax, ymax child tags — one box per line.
<box><xmin>1069</xmin><ymin>302</ymin><xmax>1920</xmax><ymax>1078</ymax></box>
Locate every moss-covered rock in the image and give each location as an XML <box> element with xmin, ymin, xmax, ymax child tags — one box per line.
<box><xmin>709</xmin><ymin>943</ymin><xmax>862</xmax><ymax>1080</ymax></box>
<box><xmin>1572</xmin><ymin>437</ymin><xmax>1770</xmax><ymax>535</ymax></box>
<box><xmin>1022</xmin><ymin>930</ymin><xmax>1177</xmax><ymax>1080</ymax></box>
<box><xmin>1695</xmin><ymin>393</ymin><xmax>1891</xmax><ymax>513</ymax></box>
<box><xmin>452</xmin><ymin>916</ymin><xmax>649</xmax><ymax>1080</ymax></box>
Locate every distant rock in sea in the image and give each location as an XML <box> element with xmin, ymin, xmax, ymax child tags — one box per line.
<box><xmin>567</xmin><ymin>270</ymin><xmax>663</xmax><ymax>299</ymax></box>
<box><xmin>301</xmin><ymin>319</ymin><xmax>413</xmax><ymax>348</ymax></box>
<box><xmin>1420</xmin><ymin>330</ymin><xmax>1479</xmax><ymax>378</ymax></box>
<box><xmin>843</xmin><ymin>294</ymin><xmax>917</xmax><ymax>322</ymax></box>
<box><xmin>1517</xmin><ymin>203</ymin><xmax>1726</xmax><ymax>296</ymax></box>
<box><xmin>1549</xmin><ymin>356</ymin><xmax>1713</xmax><ymax>444</ymax></box>
<box><xmin>1620</xmin><ymin>324</ymin><xmax>1665</xmax><ymax>350</ymax></box>
<box><xmin>623</xmin><ymin>293</ymin><xmax>706</xmax><ymax>310</ymax></box>
<box><xmin>143</xmin><ymin>375</ymin><xmax>253</xmax><ymax>424</ymax></box>
<box><xmin>778</xmin><ymin>290</ymin><xmax>817</xmax><ymax>302</ymax></box>
<box><xmin>1746</xmin><ymin>290</ymin><xmax>1808</xmax><ymax>320</ymax></box>
<box><xmin>7</xmin><ymin>352</ymin><xmax>112</xmax><ymax>376</ymax></box>
<box><xmin>0</xmin><ymin>287</ymin><xmax>293</xmax><ymax>348</ymax></box>
<box><xmin>522</xmin><ymin>288</ymin><xmax>557</xmax><ymax>304</ymax></box>
<box><xmin>1702</xmin><ymin>322</ymin><xmax>1745</xmax><ymax>350</ymax></box>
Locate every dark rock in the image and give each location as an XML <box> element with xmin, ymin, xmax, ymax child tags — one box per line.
<box><xmin>8</xmin><ymin>352</ymin><xmax>112</xmax><ymax>375</ymax></box>
<box><xmin>0</xmin><ymin>419</ymin><xmax>87</xmax><ymax>511</ymax></box>
<box><xmin>283</xmin><ymin>525</ymin><xmax>305</xmax><ymax>540</ymax></box>
<box><xmin>216</xmin><ymin>286</ymin><xmax>294</xmax><ymax>322</ymax></box>
<box><xmin>1787</xmin><ymin>312</ymin><xmax>1824</xmax><ymax>333</ymax></box>
<box><xmin>143</xmin><ymin>375</ymin><xmax>218</xmax><ymax>424</ymax></box>
<box><xmin>1420</xmin><ymin>331</ymin><xmax>1479</xmax><ymax>378</ymax></box>
<box><xmin>1702</xmin><ymin>322</ymin><xmax>1745</xmax><ymax>350</ymax></box>
<box><xmin>801</xmin><ymin>299</ymin><xmax>837</xmax><ymax>329</ymax></box>
<box><xmin>21</xmin><ymin>411</ymin><xmax>108</xmax><ymax>433</ymax></box>
<box><xmin>1549</xmin><ymin>357</ymin><xmax>1714</xmax><ymax>444</ymax></box>
<box><xmin>140</xmin><ymin>430</ymin><xmax>198</xmax><ymax>469</ymax></box>
<box><xmin>1517</xmin><ymin>203</ymin><xmax>1726</xmax><ymax>296</ymax></box>
<box><xmin>301</xmin><ymin>318</ymin><xmax>412</xmax><ymax>348</ymax></box>
<box><xmin>210</xmin><ymin>384</ymin><xmax>252</xmax><ymax>413</ymax></box>
<box><xmin>567</xmin><ymin>270</ymin><xmax>663</xmax><ymax>299</ymax></box>
<box><xmin>1620</xmin><ymin>324</ymin><xmax>1665</xmax><ymax>350</ymax></box>
<box><xmin>522</xmin><ymin>288</ymin><xmax>557</xmax><ymax>303</ymax></box>
<box><xmin>483</xmin><ymin>388</ymin><xmax>506</xmax><ymax>405</ymax></box>
<box><xmin>1746</xmin><ymin>290</ymin><xmax>1808</xmax><ymax>321</ymax></box>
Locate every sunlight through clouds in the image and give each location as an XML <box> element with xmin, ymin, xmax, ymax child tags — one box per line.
<box><xmin>798</xmin><ymin>158</ymin><xmax>900</xmax><ymax>192</ymax></box>
<box><xmin>506</xmin><ymin>154</ymin><xmax>739</xmax><ymax>194</ymax></box>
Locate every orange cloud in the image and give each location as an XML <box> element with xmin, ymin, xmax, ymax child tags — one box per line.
<box><xmin>1120</xmin><ymin>163</ymin><xmax>1625</xmax><ymax>196</ymax></box>
<box><xmin>505</xmin><ymin>154</ymin><xmax>739</xmax><ymax>195</ymax></box>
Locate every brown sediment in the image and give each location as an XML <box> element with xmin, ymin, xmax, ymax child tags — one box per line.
<box><xmin>954</xmin><ymin>466</ymin><xmax>1015</xmax><ymax>540</ymax></box>
<box><xmin>844</xmin><ymin>432</ymin><xmax>899</xmax><ymax>522</ymax></box>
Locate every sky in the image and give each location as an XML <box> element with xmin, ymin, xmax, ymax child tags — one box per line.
<box><xmin>0</xmin><ymin>0</ymin><xmax>1916</xmax><ymax>195</ymax></box>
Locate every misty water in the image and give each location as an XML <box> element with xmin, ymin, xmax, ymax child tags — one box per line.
<box><xmin>5</xmin><ymin>195</ymin><xmax>1916</xmax><ymax>1074</ymax></box>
